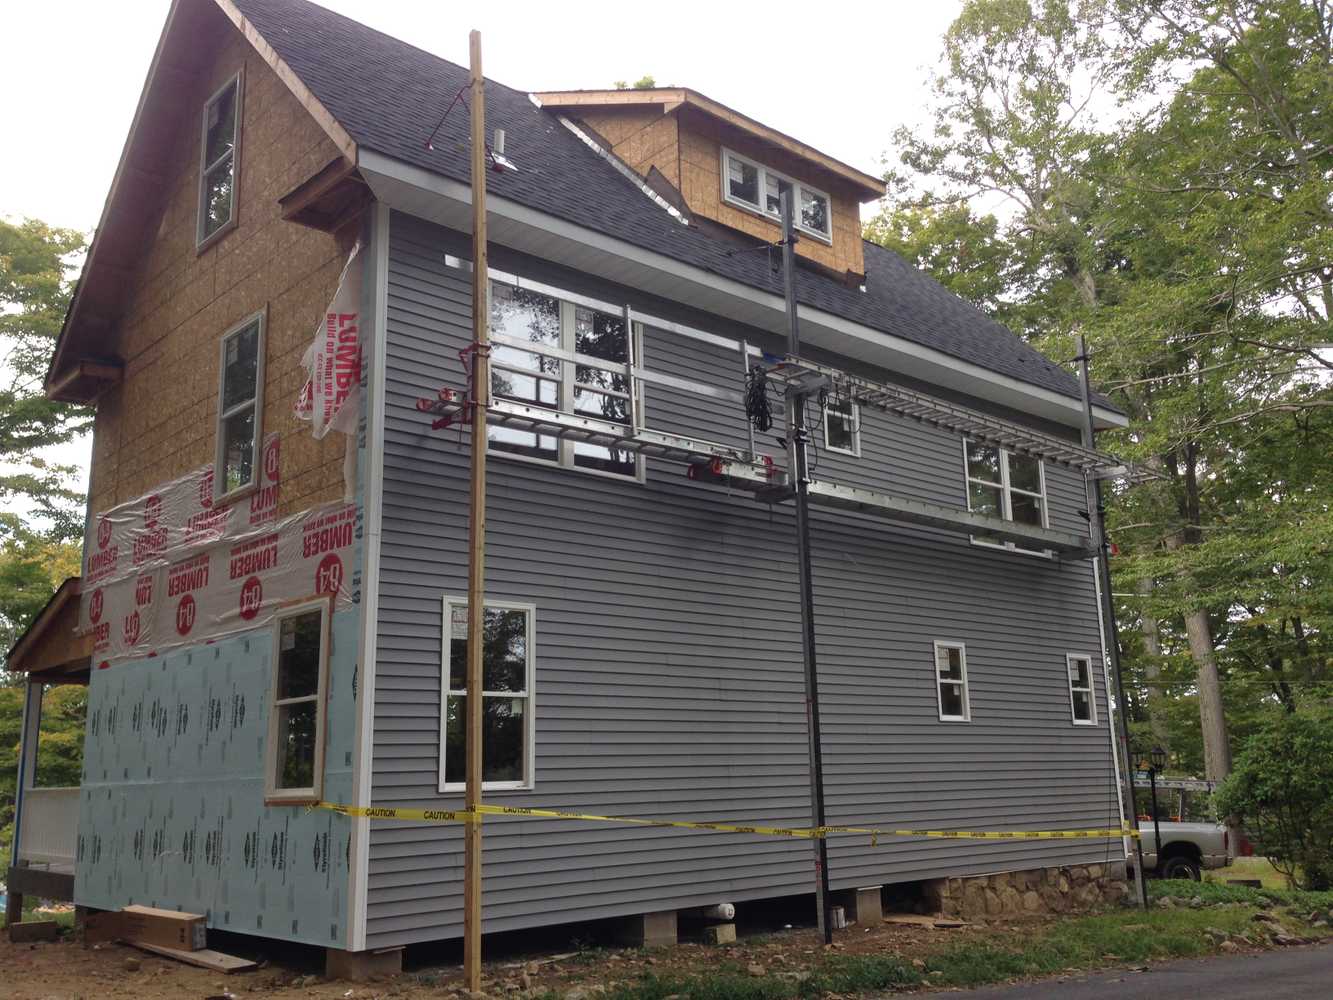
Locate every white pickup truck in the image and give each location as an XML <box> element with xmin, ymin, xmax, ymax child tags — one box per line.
<box><xmin>1137</xmin><ymin>821</ymin><xmax>1231</xmax><ymax>880</ymax></box>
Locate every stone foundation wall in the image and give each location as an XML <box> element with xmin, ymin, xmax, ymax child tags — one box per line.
<box><xmin>926</xmin><ymin>861</ymin><xmax>1128</xmax><ymax>920</ymax></box>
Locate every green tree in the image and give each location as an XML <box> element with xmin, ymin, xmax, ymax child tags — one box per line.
<box><xmin>1214</xmin><ymin>711</ymin><xmax>1333</xmax><ymax>890</ymax></box>
<box><xmin>870</xmin><ymin>0</ymin><xmax>1332</xmax><ymax>782</ymax></box>
<box><xmin>0</xmin><ymin>217</ymin><xmax>89</xmax><ymax>541</ymax></box>
<box><xmin>0</xmin><ymin>683</ymin><xmax>86</xmax><ymax>856</ymax></box>
<box><xmin>0</xmin><ymin>529</ymin><xmax>82</xmax><ymax>669</ymax></box>
<box><xmin>613</xmin><ymin>75</ymin><xmax>658</xmax><ymax>90</ymax></box>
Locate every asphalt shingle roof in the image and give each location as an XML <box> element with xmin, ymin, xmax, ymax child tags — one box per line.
<box><xmin>232</xmin><ymin>0</ymin><xmax>1105</xmax><ymax>407</ymax></box>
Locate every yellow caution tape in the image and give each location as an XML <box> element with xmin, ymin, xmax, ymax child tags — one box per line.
<box><xmin>314</xmin><ymin>802</ymin><xmax>1137</xmax><ymax>841</ymax></box>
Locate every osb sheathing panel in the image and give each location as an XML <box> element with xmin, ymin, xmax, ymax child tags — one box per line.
<box><xmin>677</xmin><ymin>109</ymin><xmax>865</xmax><ymax>276</ymax></box>
<box><xmin>577</xmin><ymin>108</ymin><xmax>681</xmax><ymax>190</ymax></box>
<box><xmin>88</xmin><ymin>25</ymin><xmax>355</xmax><ymax>526</ymax></box>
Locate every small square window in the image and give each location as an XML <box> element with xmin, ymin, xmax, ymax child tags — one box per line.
<box><xmin>800</xmin><ymin>188</ymin><xmax>830</xmax><ymax>236</ymax></box>
<box><xmin>727</xmin><ymin>156</ymin><xmax>760</xmax><ymax>207</ymax></box>
<box><xmin>934</xmin><ymin>642</ymin><xmax>970</xmax><ymax>722</ymax></box>
<box><xmin>266</xmin><ymin>602</ymin><xmax>329</xmax><ymax>801</ymax></box>
<box><xmin>823</xmin><ymin>398</ymin><xmax>859</xmax><ymax>456</ymax></box>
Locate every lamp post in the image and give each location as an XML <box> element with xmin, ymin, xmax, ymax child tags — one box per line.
<box><xmin>1146</xmin><ymin>746</ymin><xmax>1166</xmax><ymax>874</ymax></box>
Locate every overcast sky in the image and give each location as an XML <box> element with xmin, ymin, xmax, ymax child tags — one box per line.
<box><xmin>2</xmin><ymin>0</ymin><xmax>961</xmax><ymax>512</ymax></box>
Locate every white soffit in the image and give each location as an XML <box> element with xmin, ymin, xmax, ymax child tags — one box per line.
<box><xmin>356</xmin><ymin>149</ymin><xmax>1126</xmax><ymax>431</ymax></box>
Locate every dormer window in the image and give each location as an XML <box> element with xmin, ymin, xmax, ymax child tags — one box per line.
<box><xmin>722</xmin><ymin>148</ymin><xmax>831</xmax><ymax>242</ymax></box>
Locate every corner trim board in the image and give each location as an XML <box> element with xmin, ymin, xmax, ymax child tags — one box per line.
<box><xmin>347</xmin><ymin>202</ymin><xmax>390</xmax><ymax>952</ymax></box>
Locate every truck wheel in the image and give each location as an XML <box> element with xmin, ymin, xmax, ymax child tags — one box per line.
<box><xmin>1161</xmin><ymin>854</ymin><xmax>1202</xmax><ymax>881</ymax></box>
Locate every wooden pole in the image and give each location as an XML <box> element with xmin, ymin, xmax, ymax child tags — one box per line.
<box><xmin>463</xmin><ymin>27</ymin><xmax>489</xmax><ymax>995</ymax></box>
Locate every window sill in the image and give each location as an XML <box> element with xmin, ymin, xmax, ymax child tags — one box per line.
<box><xmin>937</xmin><ymin>716</ymin><xmax>971</xmax><ymax>724</ymax></box>
<box><xmin>968</xmin><ymin>536</ymin><xmax>1055</xmax><ymax>560</ymax></box>
<box><xmin>1071</xmin><ymin>719</ymin><xmax>1099</xmax><ymax>727</ymax></box>
<box><xmin>265</xmin><ymin>792</ymin><xmax>321</xmax><ymax>807</ymax></box>
<box><xmin>824</xmin><ymin>444</ymin><xmax>860</xmax><ymax>458</ymax></box>
<box><xmin>438</xmin><ymin>782</ymin><xmax>533</xmax><ymax>794</ymax></box>
<box><xmin>720</xmin><ymin>194</ymin><xmax>834</xmax><ymax>245</ymax></box>
<box><xmin>215</xmin><ymin>478</ymin><xmax>259</xmax><ymax>510</ymax></box>
<box><xmin>196</xmin><ymin>217</ymin><xmax>238</xmax><ymax>256</ymax></box>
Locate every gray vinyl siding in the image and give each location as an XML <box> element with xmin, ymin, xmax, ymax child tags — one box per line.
<box><xmin>367</xmin><ymin>212</ymin><xmax>1119</xmax><ymax>948</ymax></box>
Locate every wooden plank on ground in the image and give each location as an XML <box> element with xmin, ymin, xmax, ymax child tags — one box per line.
<box><xmin>8</xmin><ymin>920</ymin><xmax>59</xmax><ymax>943</ymax></box>
<box><xmin>130</xmin><ymin>941</ymin><xmax>257</xmax><ymax>974</ymax></box>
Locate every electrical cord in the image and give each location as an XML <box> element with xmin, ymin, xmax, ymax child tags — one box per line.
<box><xmin>745</xmin><ymin>365</ymin><xmax>774</xmax><ymax>432</ymax></box>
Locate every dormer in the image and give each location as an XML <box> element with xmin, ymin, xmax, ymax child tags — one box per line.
<box><xmin>533</xmin><ymin>88</ymin><xmax>886</xmax><ymax>283</ymax></box>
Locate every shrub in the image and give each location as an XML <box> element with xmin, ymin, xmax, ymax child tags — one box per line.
<box><xmin>1214</xmin><ymin>711</ymin><xmax>1333</xmax><ymax>890</ymax></box>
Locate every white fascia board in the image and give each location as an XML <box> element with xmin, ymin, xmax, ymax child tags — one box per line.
<box><xmin>356</xmin><ymin>149</ymin><xmax>1127</xmax><ymax>431</ymax></box>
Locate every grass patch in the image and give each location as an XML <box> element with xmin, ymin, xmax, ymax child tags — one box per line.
<box><xmin>1204</xmin><ymin>857</ymin><xmax>1290</xmax><ymax>890</ymax></box>
<box><xmin>1150</xmin><ymin>877</ymin><xmax>1333</xmax><ymax>912</ymax></box>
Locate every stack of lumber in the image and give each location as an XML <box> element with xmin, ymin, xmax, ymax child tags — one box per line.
<box><xmin>83</xmin><ymin>904</ymin><xmax>256</xmax><ymax>973</ymax></box>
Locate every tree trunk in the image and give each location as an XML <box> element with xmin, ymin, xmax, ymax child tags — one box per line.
<box><xmin>1137</xmin><ymin>576</ymin><xmax>1171</xmax><ymax>752</ymax></box>
<box><xmin>1182</xmin><ymin>607</ymin><xmax>1232</xmax><ymax>782</ymax></box>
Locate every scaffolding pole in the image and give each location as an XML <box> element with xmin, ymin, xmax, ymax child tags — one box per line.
<box><xmin>463</xmin><ymin>27</ymin><xmax>489</xmax><ymax>994</ymax></box>
<box><xmin>1075</xmin><ymin>336</ymin><xmax>1148</xmax><ymax>910</ymax></box>
<box><xmin>780</xmin><ymin>191</ymin><xmax>834</xmax><ymax>945</ymax></box>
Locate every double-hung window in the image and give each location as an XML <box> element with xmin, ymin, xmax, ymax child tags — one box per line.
<box><xmin>934</xmin><ymin>641</ymin><xmax>970</xmax><ymax>722</ymax></box>
<box><xmin>963</xmin><ymin>440</ymin><xmax>1049</xmax><ymax>554</ymax></box>
<box><xmin>439</xmin><ymin>597</ymin><xmax>536</xmax><ymax>792</ymax></box>
<box><xmin>721</xmin><ymin>148</ymin><xmax>832</xmax><ymax>242</ymax></box>
<box><xmin>1067</xmin><ymin>654</ymin><xmax>1097</xmax><ymax>725</ymax></box>
<box><xmin>823</xmin><ymin>398</ymin><xmax>860</xmax><ymax>456</ymax></box>
<box><xmin>215</xmin><ymin>313</ymin><xmax>265</xmax><ymax>502</ymax></box>
<box><xmin>489</xmin><ymin>281</ymin><xmax>641</xmax><ymax>480</ymax></box>
<box><xmin>266</xmin><ymin>600</ymin><xmax>330</xmax><ymax>802</ymax></box>
<box><xmin>198</xmin><ymin>73</ymin><xmax>241</xmax><ymax>246</ymax></box>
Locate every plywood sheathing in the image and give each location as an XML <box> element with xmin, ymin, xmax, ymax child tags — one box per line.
<box><xmin>569</xmin><ymin>100</ymin><xmax>869</xmax><ymax>276</ymax></box>
<box><xmin>675</xmin><ymin>106</ymin><xmax>867</xmax><ymax>276</ymax></box>
<box><xmin>577</xmin><ymin>107</ymin><xmax>682</xmax><ymax>191</ymax></box>
<box><xmin>87</xmin><ymin>22</ymin><xmax>354</xmax><ymax>524</ymax></box>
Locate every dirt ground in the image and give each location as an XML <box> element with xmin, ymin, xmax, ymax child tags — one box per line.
<box><xmin>0</xmin><ymin>916</ymin><xmax>964</xmax><ymax>1000</ymax></box>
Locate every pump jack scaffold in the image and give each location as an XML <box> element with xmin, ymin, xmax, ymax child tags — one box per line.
<box><xmin>418</xmin><ymin>46</ymin><xmax>1152</xmax><ymax>981</ymax></box>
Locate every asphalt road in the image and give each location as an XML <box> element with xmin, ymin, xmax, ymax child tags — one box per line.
<box><xmin>915</xmin><ymin>942</ymin><xmax>1333</xmax><ymax>999</ymax></box>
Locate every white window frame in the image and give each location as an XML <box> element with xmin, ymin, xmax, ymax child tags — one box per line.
<box><xmin>933</xmin><ymin>640</ymin><xmax>971</xmax><ymax>723</ymax></box>
<box><xmin>1066</xmin><ymin>653</ymin><xmax>1098</xmax><ymax>726</ymax></box>
<box><xmin>823</xmin><ymin>398</ymin><xmax>860</xmax><ymax>457</ymax></box>
<box><xmin>264</xmin><ymin>597</ymin><xmax>331</xmax><ymax>803</ymax></box>
<box><xmin>962</xmin><ymin>439</ymin><xmax>1052</xmax><ymax>557</ymax></box>
<box><xmin>197</xmin><ymin>71</ymin><xmax>243</xmax><ymax>249</ymax></box>
<box><xmin>438</xmin><ymin>596</ymin><xmax>537</xmax><ymax>794</ymax></box>
<box><xmin>213</xmin><ymin>311</ymin><xmax>266</xmax><ymax>505</ymax></box>
<box><xmin>487</xmin><ymin>281</ymin><xmax>645</xmax><ymax>484</ymax></box>
<box><xmin>719</xmin><ymin>147</ymin><xmax>833</xmax><ymax>243</ymax></box>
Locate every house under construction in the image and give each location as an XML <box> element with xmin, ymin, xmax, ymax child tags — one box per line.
<box><xmin>8</xmin><ymin>0</ymin><xmax>1138</xmax><ymax>973</ymax></box>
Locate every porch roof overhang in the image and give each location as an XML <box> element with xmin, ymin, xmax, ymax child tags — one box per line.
<box><xmin>6</xmin><ymin>577</ymin><xmax>92</xmax><ymax>681</ymax></box>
